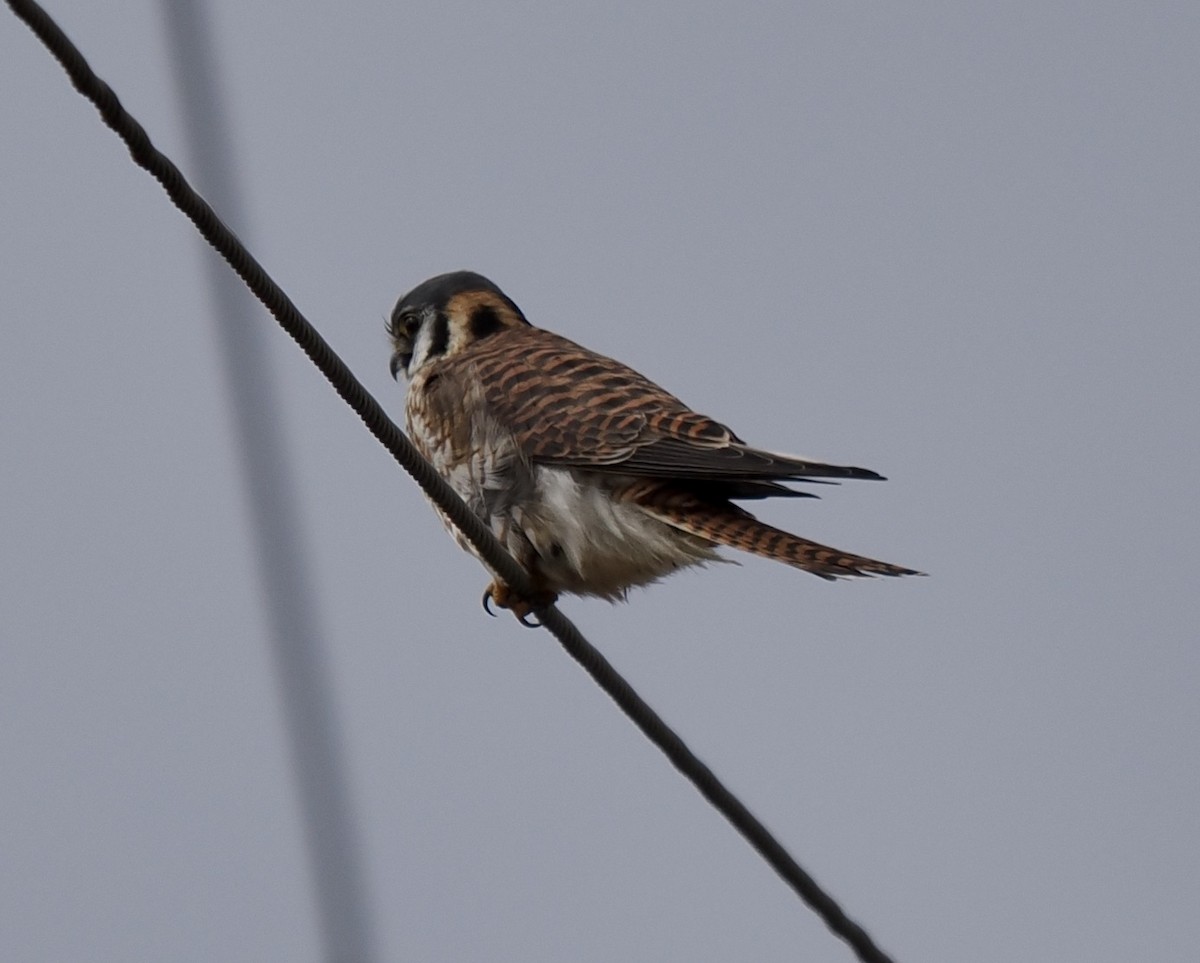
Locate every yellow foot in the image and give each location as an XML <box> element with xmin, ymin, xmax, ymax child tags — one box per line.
<box><xmin>481</xmin><ymin>581</ymin><xmax>559</xmax><ymax>627</ymax></box>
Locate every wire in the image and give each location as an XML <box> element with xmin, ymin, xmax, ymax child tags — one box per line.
<box><xmin>6</xmin><ymin>2</ymin><xmax>899</xmax><ymax>960</ymax></box>
<box><xmin>159</xmin><ymin>2</ymin><xmax>376</xmax><ymax>960</ymax></box>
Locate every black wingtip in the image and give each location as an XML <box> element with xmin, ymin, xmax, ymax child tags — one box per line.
<box><xmin>747</xmin><ymin>448</ymin><xmax>889</xmax><ymax>483</ymax></box>
<box><xmin>825</xmin><ymin>464</ymin><xmax>886</xmax><ymax>482</ymax></box>
<box><xmin>784</xmin><ymin>461</ymin><xmax>887</xmax><ymax>483</ymax></box>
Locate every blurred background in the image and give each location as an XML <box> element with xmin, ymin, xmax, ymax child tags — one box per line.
<box><xmin>2</xmin><ymin>2</ymin><xmax>1197</xmax><ymax>960</ymax></box>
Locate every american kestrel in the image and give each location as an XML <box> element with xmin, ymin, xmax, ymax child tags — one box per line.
<box><xmin>389</xmin><ymin>271</ymin><xmax>922</xmax><ymax>622</ymax></box>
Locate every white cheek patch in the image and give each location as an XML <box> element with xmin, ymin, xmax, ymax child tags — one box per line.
<box><xmin>408</xmin><ymin>326</ymin><xmax>434</xmax><ymax>374</ymax></box>
<box><xmin>407</xmin><ymin>309</ymin><xmax>446</xmax><ymax>374</ymax></box>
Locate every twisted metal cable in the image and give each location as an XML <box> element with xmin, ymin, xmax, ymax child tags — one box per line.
<box><xmin>6</xmin><ymin>3</ymin><xmax>899</xmax><ymax>960</ymax></box>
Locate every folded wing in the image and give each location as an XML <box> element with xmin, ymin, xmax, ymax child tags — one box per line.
<box><xmin>459</xmin><ymin>327</ymin><xmax>885</xmax><ymax>496</ymax></box>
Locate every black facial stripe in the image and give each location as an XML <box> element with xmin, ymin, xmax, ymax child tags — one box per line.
<box><xmin>426</xmin><ymin>312</ymin><xmax>450</xmax><ymax>360</ymax></box>
<box><xmin>391</xmin><ymin>350</ymin><xmax>412</xmax><ymax>379</ymax></box>
<box><xmin>469</xmin><ymin>304</ymin><xmax>504</xmax><ymax>340</ymax></box>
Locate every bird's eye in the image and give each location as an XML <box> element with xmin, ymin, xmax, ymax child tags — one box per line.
<box><xmin>391</xmin><ymin>312</ymin><xmax>419</xmax><ymax>339</ymax></box>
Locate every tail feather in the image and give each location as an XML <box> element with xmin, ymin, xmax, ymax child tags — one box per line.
<box><xmin>629</xmin><ymin>487</ymin><xmax>924</xmax><ymax>581</ymax></box>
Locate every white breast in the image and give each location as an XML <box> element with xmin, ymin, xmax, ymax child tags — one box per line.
<box><xmin>513</xmin><ymin>467</ymin><xmax>724</xmax><ymax>600</ymax></box>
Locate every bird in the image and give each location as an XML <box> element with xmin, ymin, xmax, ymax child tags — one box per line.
<box><xmin>388</xmin><ymin>271</ymin><xmax>922</xmax><ymax>623</ymax></box>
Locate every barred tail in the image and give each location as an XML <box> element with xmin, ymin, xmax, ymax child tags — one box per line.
<box><xmin>630</xmin><ymin>486</ymin><xmax>924</xmax><ymax>581</ymax></box>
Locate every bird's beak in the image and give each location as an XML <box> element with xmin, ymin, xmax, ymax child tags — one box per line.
<box><xmin>389</xmin><ymin>352</ymin><xmax>403</xmax><ymax>381</ymax></box>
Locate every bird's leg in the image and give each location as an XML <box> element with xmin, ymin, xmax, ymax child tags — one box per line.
<box><xmin>481</xmin><ymin>580</ymin><xmax>559</xmax><ymax>627</ymax></box>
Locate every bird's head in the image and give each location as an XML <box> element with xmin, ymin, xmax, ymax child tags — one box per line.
<box><xmin>388</xmin><ymin>271</ymin><xmax>529</xmax><ymax>380</ymax></box>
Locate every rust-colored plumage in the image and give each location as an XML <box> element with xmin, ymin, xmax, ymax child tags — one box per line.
<box><xmin>388</xmin><ymin>271</ymin><xmax>922</xmax><ymax>619</ymax></box>
<box><xmin>619</xmin><ymin>481</ymin><xmax>916</xmax><ymax>580</ymax></box>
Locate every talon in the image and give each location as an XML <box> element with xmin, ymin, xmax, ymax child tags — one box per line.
<box><xmin>517</xmin><ymin>610</ymin><xmax>543</xmax><ymax>628</ymax></box>
<box><xmin>480</xmin><ymin>580</ymin><xmax>560</xmax><ymax>626</ymax></box>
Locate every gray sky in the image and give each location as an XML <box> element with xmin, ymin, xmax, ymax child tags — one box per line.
<box><xmin>3</xmin><ymin>2</ymin><xmax>1198</xmax><ymax>961</ymax></box>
